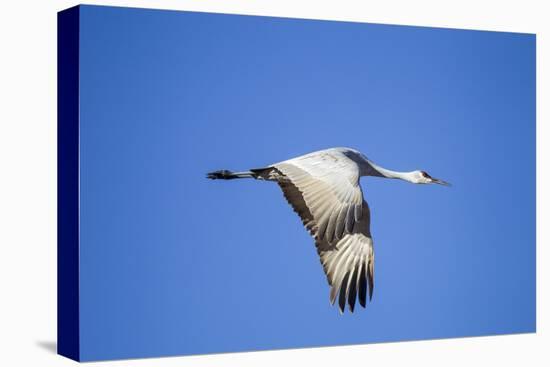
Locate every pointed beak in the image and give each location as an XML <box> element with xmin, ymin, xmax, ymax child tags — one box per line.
<box><xmin>430</xmin><ymin>177</ymin><xmax>451</xmax><ymax>186</ymax></box>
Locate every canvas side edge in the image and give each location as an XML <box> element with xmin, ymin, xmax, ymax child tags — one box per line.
<box><xmin>57</xmin><ymin>5</ymin><xmax>81</xmax><ymax>362</ymax></box>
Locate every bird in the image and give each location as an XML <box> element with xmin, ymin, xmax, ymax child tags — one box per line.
<box><xmin>207</xmin><ymin>147</ymin><xmax>450</xmax><ymax>313</ymax></box>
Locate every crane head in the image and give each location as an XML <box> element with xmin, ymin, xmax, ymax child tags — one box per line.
<box><xmin>414</xmin><ymin>170</ymin><xmax>451</xmax><ymax>186</ymax></box>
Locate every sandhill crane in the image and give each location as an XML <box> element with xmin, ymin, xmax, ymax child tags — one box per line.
<box><xmin>207</xmin><ymin>147</ymin><xmax>450</xmax><ymax>313</ymax></box>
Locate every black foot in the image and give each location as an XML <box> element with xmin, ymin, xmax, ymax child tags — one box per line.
<box><xmin>206</xmin><ymin>170</ymin><xmax>235</xmax><ymax>180</ymax></box>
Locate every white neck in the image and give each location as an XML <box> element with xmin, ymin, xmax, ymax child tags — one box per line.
<box><xmin>366</xmin><ymin>160</ymin><xmax>417</xmax><ymax>183</ymax></box>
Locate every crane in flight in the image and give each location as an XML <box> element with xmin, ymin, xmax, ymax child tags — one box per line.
<box><xmin>207</xmin><ymin>147</ymin><xmax>450</xmax><ymax>313</ymax></box>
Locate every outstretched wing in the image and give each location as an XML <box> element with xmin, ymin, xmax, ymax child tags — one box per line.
<box><xmin>272</xmin><ymin>150</ymin><xmax>374</xmax><ymax>313</ymax></box>
<box><xmin>273</xmin><ymin>149</ymin><xmax>364</xmax><ymax>244</ymax></box>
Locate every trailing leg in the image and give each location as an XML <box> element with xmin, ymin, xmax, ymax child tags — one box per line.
<box><xmin>206</xmin><ymin>170</ymin><xmax>256</xmax><ymax>180</ymax></box>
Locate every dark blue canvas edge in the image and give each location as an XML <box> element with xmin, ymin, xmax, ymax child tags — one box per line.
<box><xmin>57</xmin><ymin>5</ymin><xmax>81</xmax><ymax>362</ymax></box>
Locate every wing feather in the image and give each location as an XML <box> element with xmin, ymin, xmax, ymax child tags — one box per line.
<box><xmin>274</xmin><ymin>150</ymin><xmax>363</xmax><ymax>244</ymax></box>
<box><xmin>348</xmin><ymin>264</ymin><xmax>359</xmax><ymax>313</ymax></box>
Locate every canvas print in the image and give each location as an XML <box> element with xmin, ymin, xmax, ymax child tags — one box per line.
<box><xmin>58</xmin><ymin>5</ymin><xmax>536</xmax><ymax>362</ymax></box>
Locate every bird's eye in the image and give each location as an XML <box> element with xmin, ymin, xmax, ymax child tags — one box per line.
<box><xmin>421</xmin><ymin>171</ymin><xmax>430</xmax><ymax>178</ymax></box>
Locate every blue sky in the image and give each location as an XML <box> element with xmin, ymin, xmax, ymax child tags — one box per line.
<box><xmin>77</xmin><ymin>5</ymin><xmax>535</xmax><ymax>361</ymax></box>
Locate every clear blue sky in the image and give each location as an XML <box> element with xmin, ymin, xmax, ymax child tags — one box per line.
<box><xmin>77</xmin><ymin>5</ymin><xmax>536</xmax><ymax>361</ymax></box>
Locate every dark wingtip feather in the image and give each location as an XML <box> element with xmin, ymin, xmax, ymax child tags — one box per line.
<box><xmin>368</xmin><ymin>261</ymin><xmax>374</xmax><ymax>301</ymax></box>
<box><xmin>348</xmin><ymin>267</ymin><xmax>358</xmax><ymax>313</ymax></box>
<box><xmin>358</xmin><ymin>265</ymin><xmax>367</xmax><ymax>308</ymax></box>
<box><xmin>338</xmin><ymin>272</ymin><xmax>350</xmax><ymax>314</ymax></box>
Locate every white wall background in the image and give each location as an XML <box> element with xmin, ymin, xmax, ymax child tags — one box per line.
<box><xmin>0</xmin><ymin>1</ymin><xmax>547</xmax><ymax>366</ymax></box>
